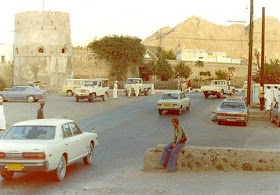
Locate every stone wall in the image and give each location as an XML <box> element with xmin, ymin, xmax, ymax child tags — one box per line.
<box><xmin>72</xmin><ymin>47</ymin><xmax>110</xmax><ymax>78</ymax></box>
<box><xmin>0</xmin><ymin>62</ymin><xmax>14</xmax><ymax>88</ymax></box>
<box><xmin>144</xmin><ymin>145</ymin><xmax>280</xmax><ymax>171</ymax></box>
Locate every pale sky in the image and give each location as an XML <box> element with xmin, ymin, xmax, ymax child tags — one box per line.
<box><xmin>1</xmin><ymin>0</ymin><xmax>280</xmax><ymax>46</ymax></box>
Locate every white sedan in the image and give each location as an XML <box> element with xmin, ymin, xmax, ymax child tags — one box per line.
<box><xmin>157</xmin><ymin>91</ymin><xmax>191</xmax><ymax>115</ymax></box>
<box><xmin>0</xmin><ymin>119</ymin><xmax>98</xmax><ymax>181</ymax></box>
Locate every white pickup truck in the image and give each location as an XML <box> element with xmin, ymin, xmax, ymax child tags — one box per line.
<box><xmin>201</xmin><ymin>80</ymin><xmax>235</xmax><ymax>98</ymax></box>
<box><xmin>124</xmin><ymin>78</ymin><xmax>153</xmax><ymax>96</ymax></box>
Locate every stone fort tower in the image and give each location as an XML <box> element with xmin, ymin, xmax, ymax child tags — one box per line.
<box><xmin>14</xmin><ymin>11</ymin><xmax>73</xmax><ymax>92</ymax></box>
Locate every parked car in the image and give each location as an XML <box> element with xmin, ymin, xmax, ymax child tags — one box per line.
<box><xmin>74</xmin><ymin>78</ymin><xmax>109</xmax><ymax>102</ymax></box>
<box><xmin>216</xmin><ymin>98</ymin><xmax>248</xmax><ymax>126</ymax></box>
<box><xmin>61</xmin><ymin>79</ymin><xmax>92</xmax><ymax>97</ymax></box>
<box><xmin>124</xmin><ymin>78</ymin><xmax>153</xmax><ymax>96</ymax></box>
<box><xmin>0</xmin><ymin>85</ymin><xmax>47</xmax><ymax>102</ymax></box>
<box><xmin>270</xmin><ymin>102</ymin><xmax>280</xmax><ymax>127</ymax></box>
<box><xmin>0</xmin><ymin>119</ymin><xmax>98</xmax><ymax>181</ymax></box>
<box><xmin>201</xmin><ymin>80</ymin><xmax>235</xmax><ymax>98</ymax></box>
<box><xmin>157</xmin><ymin>91</ymin><xmax>190</xmax><ymax>115</ymax></box>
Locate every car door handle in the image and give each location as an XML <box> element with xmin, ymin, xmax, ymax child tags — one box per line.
<box><xmin>65</xmin><ymin>143</ymin><xmax>68</xmax><ymax>146</ymax></box>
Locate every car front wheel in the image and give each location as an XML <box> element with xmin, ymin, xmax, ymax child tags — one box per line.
<box><xmin>55</xmin><ymin>156</ymin><xmax>67</xmax><ymax>181</ymax></box>
<box><xmin>83</xmin><ymin>143</ymin><xmax>94</xmax><ymax>165</ymax></box>
<box><xmin>27</xmin><ymin>95</ymin><xmax>35</xmax><ymax>102</ymax></box>
<box><xmin>0</xmin><ymin>170</ymin><xmax>14</xmax><ymax>180</ymax></box>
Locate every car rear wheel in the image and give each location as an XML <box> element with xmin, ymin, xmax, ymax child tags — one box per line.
<box><xmin>83</xmin><ymin>143</ymin><xmax>94</xmax><ymax>165</ymax></box>
<box><xmin>102</xmin><ymin>94</ymin><xmax>107</xmax><ymax>101</ymax></box>
<box><xmin>76</xmin><ymin>96</ymin><xmax>79</xmax><ymax>102</ymax></box>
<box><xmin>0</xmin><ymin>170</ymin><xmax>14</xmax><ymax>180</ymax></box>
<box><xmin>27</xmin><ymin>95</ymin><xmax>35</xmax><ymax>103</ymax></box>
<box><xmin>55</xmin><ymin>156</ymin><xmax>66</xmax><ymax>181</ymax></box>
<box><xmin>158</xmin><ymin>109</ymin><xmax>163</xmax><ymax>115</ymax></box>
<box><xmin>66</xmin><ymin>90</ymin><xmax>73</xmax><ymax>97</ymax></box>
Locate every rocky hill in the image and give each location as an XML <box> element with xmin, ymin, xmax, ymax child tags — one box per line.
<box><xmin>144</xmin><ymin>16</ymin><xmax>280</xmax><ymax>61</ymax></box>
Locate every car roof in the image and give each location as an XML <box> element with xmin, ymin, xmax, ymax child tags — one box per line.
<box><xmin>12</xmin><ymin>119</ymin><xmax>74</xmax><ymax>127</ymax></box>
<box><xmin>161</xmin><ymin>91</ymin><xmax>182</xmax><ymax>94</ymax></box>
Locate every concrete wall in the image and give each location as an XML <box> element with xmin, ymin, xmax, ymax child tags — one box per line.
<box><xmin>144</xmin><ymin>145</ymin><xmax>280</xmax><ymax>171</ymax></box>
<box><xmin>14</xmin><ymin>11</ymin><xmax>73</xmax><ymax>92</ymax></box>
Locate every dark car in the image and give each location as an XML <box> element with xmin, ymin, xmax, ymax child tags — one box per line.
<box><xmin>0</xmin><ymin>86</ymin><xmax>47</xmax><ymax>102</ymax></box>
<box><xmin>270</xmin><ymin>102</ymin><xmax>280</xmax><ymax>127</ymax></box>
<box><xmin>216</xmin><ymin>98</ymin><xmax>248</xmax><ymax>126</ymax></box>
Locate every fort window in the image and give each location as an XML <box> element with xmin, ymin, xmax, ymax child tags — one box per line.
<box><xmin>15</xmin><ymin>48</ymin><xmax>19</xmax><ymax>55</ymax></box>
<box><xmin>51</xmin><ymin>21</ymin><xmax>53</xmax><ymax>25</ymax></box>
<box><xmin>62</xmin><ymin>47</ymin><xmax>67</xmax><ymax>53</ymax></box>
<box><xmin>38</xmin><ymin>47</ymin><xmax>45</xmax><ymax>53</ymax></box>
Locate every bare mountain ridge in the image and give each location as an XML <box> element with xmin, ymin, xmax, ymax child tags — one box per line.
<box><xmin>144</xmin><ymin>16</ymin><xmax>280</xmax><ymax>60</ymax></box>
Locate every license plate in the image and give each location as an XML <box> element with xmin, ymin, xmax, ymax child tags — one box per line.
<box><xmin>227</xmin><ymin>118</ymin><xmax>236</xmax><ymax>122</ymax></box>
<box><xmin>6</xmin><ymin>163</ymin><xmax>23</xmax><ymax>171</ymax></box>
<box><xmin>164</xmin><ymin>103</ymin><xmax>170</xmax><ymax>107</ymax></box>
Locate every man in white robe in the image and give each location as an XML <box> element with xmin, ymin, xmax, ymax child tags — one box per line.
<box><xmin>0</xmin><ymin>99</ymin><xmax>6</xmax><ymax>130</ymax></box>
<box><xmin>113</xmin><ymin>81</ymin><xmax>118</xmax><ymax>99</ymax></box>
<box><xmin>134</xmin><ymin>81</ymin><xmax>140</xmax><ymax>98</ymax></box>
<box><xmin>264</xmin><ymin>86</ymin><xmax>273</xmax><ymax>111</ymax></box>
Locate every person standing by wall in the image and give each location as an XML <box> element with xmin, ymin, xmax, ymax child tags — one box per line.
<box><xmin>273</xmin><ymin>86</ymin><xmax>279</xmax><ymax>105</ymax></box>
<box><xmin>258</xmin><ymin>84</ymin><xmax>265</xmax><ymax>111</ymax></box>
<box><xmin>37</xmin><ymin>101</ymin><xmax>45</xmax><ymax>119</ymax></box>
<box><xmin>134</xmin><ymin>81</ymin><xmax>140</xmax><ymax>98</ymax></box>
<box><xmin>160</xmin><ymin>118</ymin><xmax>187</xmax><ymax>172</ymax></box>
<box><xmin>0</xmin><ymin>99</ymin><xmax>6</xmax><ymax>131</ymax></box>
<box><xmin>113</xmin><ymin>80</ymin><xmax>118</xmax><ymax>99</ymax></box>
<box><xmin>264</xmin><ymin>86</ymin><xmax>273</xmax><ymax>112</ymax></box>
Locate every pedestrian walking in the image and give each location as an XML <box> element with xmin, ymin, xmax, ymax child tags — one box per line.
<box><xmin>134</xmin><ymin>81</ymin><xmax>140</xmax><ymax>98</ymax></box>
<box><xmin>264</xmin><ymin>86</ymin><xmax>273</xmax><ymax>112</ymax></box>
<box><xmin>160</xmin><ymin>118</ymin><xmax>187</xmax><ymax>172</ymax></box>
<box><xmin>37</xmin><ymin>101</ymin><xmax>45</xmax><ymax>119</ymax></box>
<box><xmin>258</xmin><ymin>84</ymin><xmax>265</xmax><ymax>111</ymax></box>
<box><xmin>187</xmin><ymin>80</ymin><xmax>192</xmax><ymax>93</ymax></box>
<box><xmin>113</xmin><ymin>80</ymin><xmax>118</xmax><ymax>99</ymax></box>
<box><xmin>0</xmin><ymin>99</ymin><xmax>6</xmax><ymax>131</ymax></box>
<box><xmin>127</xmin><ymin>81</ymin><xmax>132</xmax><ymax>98</ymax></box>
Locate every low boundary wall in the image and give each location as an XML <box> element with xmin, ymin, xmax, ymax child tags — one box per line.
<box><xmin>144</xmin><ymin>145</ymin><xmax>280</xmax><ymax>171</ymax></box>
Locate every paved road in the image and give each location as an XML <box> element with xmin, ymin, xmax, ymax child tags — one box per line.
<box><xmin>0</xmin><ymin>92</ymin><xmax>280</xmax><ymax>194</ymax></box>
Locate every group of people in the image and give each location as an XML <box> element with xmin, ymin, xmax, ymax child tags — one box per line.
<box><xmin>113</xmin><ymin>80</ymin><xmax>141</xmax><ymax>99</ymax></box>
<box><xmin>259</xmin><ymin>85</ymin><xmax>280</xmax><ymax>111</ymax></box>
<box><xmin>180</xmin><ymin>80</ymin><xmax>192</xmax><ymax>93</ymax></box>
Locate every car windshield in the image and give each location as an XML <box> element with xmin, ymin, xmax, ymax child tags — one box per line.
<box><xmin>2</xmin><ymin>126</ymin><xmax>56</xmax><ymax>140</ymax></box>
<box><xmin>126</xmin><ymin>79</ymin><xmax>140</xmax><ymax>84</ymax></box>
<box><xmin>83</xmin><ymin>81</ymin><xmax>98</xmax><ymax>86</ymax></box>
<box><xmin>161</xmin><ymin>93</ymin><xmax>178</xmax><ymax>100</ymax></box>
<box><xmin>220</xmin><ymin>102</ymin><xmax>245</xmax><ymax>109</ymax></box>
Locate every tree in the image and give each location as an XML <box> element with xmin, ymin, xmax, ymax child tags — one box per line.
<box><xmin>195</xmin><ymin>60</ymin><xmax>204</xmax><ymax>68</ymax></box>
<box><xmin>199</xmin><ymin>71</ymin><xmax>211</xmax><ymax>77</ymax></box>
<box><xmin>215</xmin><ymin>70</ymin><xmax>227</xmax><ymax>80</ymax></box>
<box><xmin>155</xmin><ymin>59</ymin><xmax>173</xmax><ymax>81</ymax></box>
<box><xmin>174</xmin><ymin>61</ymin><xmax>192</xmax><ymax>79</ymax></box>
<box><xmin>156</xmin><ymin>47</ymin><xmax>176</xmax><ymax>60</ymax></box>
<box><xmin>88</xmin><ymin>35</ymin><xmax>146</xmax><ymax>80</ymax></box>
<box><xmin>253</xmin><ymin>59</ymin><xmax>280</xmax><ymax>84</ymax></box>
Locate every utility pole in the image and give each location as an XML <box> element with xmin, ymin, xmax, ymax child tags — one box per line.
<box><xmin>246</xmin><ymin>0</ymin><xmax>254</xmax><ymax>106</ymax></box>
<box><xmin>260</xmin><ymin>7</ymin><xmax>265</xmax><ymax>86</ymax></box>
